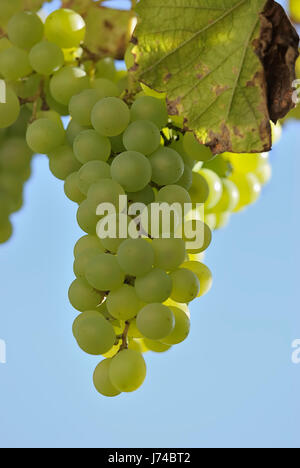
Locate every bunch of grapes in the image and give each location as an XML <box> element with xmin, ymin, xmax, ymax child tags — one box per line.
<box><xmin>0</xmin><ymin>4</ymin><xmax>279</xmax><ymax>397</ymax></box>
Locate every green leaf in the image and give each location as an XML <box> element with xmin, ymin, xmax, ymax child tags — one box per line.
<box><xmin>62</xmin><ymin>0</ymin><xmax>132</xmax><ymax>59</ymax></box>
<box><xmin>133</xmin><ymin>0</ymin><xmax>272</xmax><ymax>154</ymax></box>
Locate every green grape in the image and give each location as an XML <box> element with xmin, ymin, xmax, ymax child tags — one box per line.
<box><xmin>0</xmin><ymin>0</ymin><xmax>22</xmax><ymax>27</ymax></box>
<box><xmin>197</xmin><ymin>168</ymin><xmax>223</xmax><ymax>209</ymax></box>
<box><xmin>128</xmin><ymin>318</ymin><xmax>143</xmax><ymax>339</ymax></box>
<box><xmin>157</xmin><ymin>185</ymin><xmax>191</xmax><ymax>207</ymax></box>
<box><xmin>149</xmin><ymin>147</ymin><xmax>184</xmax><ymax>186</ymax></box>
<box><xmin>111</xmin><ymin>151</ymin><xmax>152</xmax><ymax>192</ymax></box>
<box><xmin>0</xmin><ymin>172</ymin><xmax>22</xmax><ymax>199</ymax></box>
<box><xmin>181</xmin><ymin>220</ymin><xmax>212</xmax><ymax>254</ymax></box>
<box><xmin>123</xmin><ymin>120</ymin><xmax>161</xmax><ymax>155</ymax></box>
<box><xmin>135</xmin><ymin>268</ymin><xmax>172</xmax><ymax>303</ymax></box>
<box><xmin>115</xmin><ymin>72</ymin><xmax>128</xmax><ymax>94</ymax></box>
<box><xmin>73</xmin><ymin>129</ymin><xmax>111</xmax><ymax>164</ymax></box>
<box><xmin>128</xmin><ymin>338</ymin><xmax>148</xmax><ymax>354</ymax></box>
<box><xmin>66</xmin><ymin>120</ymin><xmax>89</xmax><ymax>146</ymax></box>
<box><xmin>161</xmin><ymin>306</ymin><xmax>190</xmax><ymax>345</ymax></box>
<box><xmin>74</xmin><ymin>234</ymin><xmax>104</xmax><ymax>257</ymax></box>
<box><xmin>188</xmin><ymin>172</ymin><xmax>209</xmax><ymax>204</ymax></box>
<box><xmin>6</xmin><ymin>106</ymin><xmax>30</xmax><ymax>137</ymax></box>
<box><xmin>229</xmin><ymin>172</ymin><xmax>261</xmax><ymax>212</ymax></box>
<box><xmin>127</xmin><ymin>185</ymin><xmax>155</xmax><ymax>205</ymax></box>
<box><xmin>78</xmin><ymin>161</ymin><xmax>111</xmax><ymax>195</ymax></box>
<box><xmin>183</xmin><ymin>132</ymin><xmax>214</xmax><ymax>162</ymax></box>
<box><xmin>0</xmin><ymin>219</ymin><xmax>13</xmax><ymax>244</ymax></box>
<box><xmin>29</xmin><ymin>41</ymin><xmax>64</xmax><ymax>76</ymax></box>
<box><xmin>91</xmin><ymin>97</ymin><xmax>130</xmax><ymax>137</ymax></box>
<box><xmin>73</xmin><ymin>248</ymin><xmax>101</xmax><ymax>278</ymax></box>
<box><xmin>97</xmin><ymin>213</ymin><xmax>131</xmax><ymax>254</ymax></box>
<box><xmin>212</xmin><ymin>179</ymin><xmax>239</xmax><ymax>213</ymax></box>
<box><xmin>44</xmin><ymin>81</ymin><xmax>69</xmax><ymax>116</ymax></box>
<box><xmin>50</xmin><ymin>66</ymin><xmax>90</xmax><ymax>105</ymax></box>
<box><xmin>124</xmin><ymin>44</ymin><xmax>135</xmax><ymax>70</ymax></box>
<box><xmin>170</xmin><ymin>138</ymin><xmax>195</xmax><ymax>169</ymax></box>
<box><xmin>7</xmin><ymin>11</ymin><xmax>44</xmax><ymax>50</ymax></box>
<box><xmin>44</xmin><ymin>9</ymin><xmax>86</xmax><ymax>49</ymax></box>
<box><xmin>214</xmin><ymin>212</ymin><xmax>231</xmax><ymax>229</ymax></box>
<box><xmin>64</xmin><ymin>172</ymin><xmax>85</xmax><ymax>204</ymax></box>
<box><xmin>204</xmin><ymin>213</ymin><xmax>216</xmax><ymax>231</ymax></box>
<box><xmin>152</xmin><ymin>238</ymin><xmax>186</xmax><ymax>271</ymax></box>
<box><xmin>36</xmin><ymin>110</ymin><xmax>63</xmax><ymax>129</ymax></box>
<box><xmin>117</xmin><ymin>238</ymin><xmax>154</xmax><ymax>277</ymax></box>
<box><xmin>68</xmin><ymin>278</ymin><xmax>104</xmax><ymax>312</ymax></box>
<box><xmin>0</xmin><ymin>87</ymin><xmax>20</xmax><ymax>129</ymax></box>
<box><xmin>170</xmin><ymin>268</ymin><xmax>200</xmax><ymax>303</ymax></box>
<box><xmin>110</xmin><ymin>134</ymin><xmax>126</xmax><ymax>153</ymax></box>
<box><xmin>12</xmin><ymin>73</ymin><xmax>40</xmax><ymax>100</ymax></box>
<box><xmin>26</xmin><ymin>119</ymin><xmax>65</xmax><ymax>154</ymax></box>
<box><xmin>85</xmin><ymin>253</ymin><xmax>125</xmax><ymax>291</ymax></box>
<box><xmin>91</xmin><ymin>78</ymin><xmax>119</xmax><ymax>98</ymax></box>
<box><xmin>0</xmin><ymin>137</ymin><xmax>32</xmax><ymax>172</ymax></box>
<box><xmin>176</xmin><ymin>164</ymin><xmax>193</xmax><ymax>190</ymax></box>
<box><xmin>106</xmin><ymin>285</ymin><xmax>142</xmax><ymax>321</ymax></box>
<box><xmin>69</xmin><ymin>90</ymin><xmax>102</xmax><ymax>127</ymax></box>
<box><xmin>0</xmin><ymin>193</ymin><xmax>11</xmax><ymax>223</ymax></box>
<box><xmin>136</xmin><ymin>303</ymin><xmax>175</xmax><ymax>340</ymax></box>
<box><xmin>225</xmin><ymin>152</ymin><xmax>267</xmax><ymax>174</ymax></box>
<box><xmin>86</xmin><ymin>178</ymin><xmax>125</xmax><ymax>212</ymax></box>
<box><xmin>48</xmin><ymin>145</ymin><xmax>81</xmax><ymax>180</ymax></box>
<box><xmin>0</xmin><ymin>46</ymin><xmax>32</xmax><ymax>80</ymax></box>
<box><xmin>77</xmin><ymin>199</ymin><xmax>99</xmax><ymax>234</ymax></box>
<box><xmin>130</xmin><ymin>96</ymin><xmax>168</xmax><ymax>128</ymax></box>
<box><xmin>254</xmin><ymin>161</ymin><xmax>272</xmax><ymax>185</ymax></box>
<box><xmin>203</xmin><ymin>154</ymin><xmax>232</xmax><ymax>178</ymax></box>
<box><xmin>73</xmin><ymin>311</ymin><xmax>116</xmax><ymax>355</ymax></box>
<box><xmin>0</xmin><ymin>37</ymin><xmax>12</xmax><ymax>52</ymax></box>
<box><xmin>109</xmin><ymin>349</ymin><xmax>146</xmax><ymax>393</ymax></box>
<box><xmin>181</xmin><ymin>261</ymin><xmax>213</xmax><ymax>297</ymax></box>
<box><xmin>93</xmin><ymin>359</ymin><xmax>121</xmax><ymax>397</ymax></box>
<box><xmin>95</xmin><ymin>58</ymin><xmax>116</xmax><ymax>80</ymax></box>
<box><xmin>143</xmin><ymin>339</ymin><xmax>171</xmax><ymax>353</ymax></box>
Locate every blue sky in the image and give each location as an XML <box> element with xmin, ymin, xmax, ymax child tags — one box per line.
<box><xmin>0</xmin><ymin>0</ymin><xmax>299</xmax><ymax>449</ymax></box>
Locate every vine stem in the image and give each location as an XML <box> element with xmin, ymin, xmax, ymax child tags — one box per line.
<box><xmin>119</xmin><ymin>321</ymin><xmax>130</xmax><ymax>352</ymax></box>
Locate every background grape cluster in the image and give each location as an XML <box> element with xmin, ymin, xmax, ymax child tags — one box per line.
<box><xmin>0</xmin><ymin>3</ymin><xmax>280</xmax><ymax>397</ymax></box>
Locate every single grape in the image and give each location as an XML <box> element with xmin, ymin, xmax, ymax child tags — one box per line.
<box><xmin>202</xmin><ymin>154</ymin><xmax>232</xmax><ymax>178</ymax></box>
<box><xmin>73</xmin><ymin>311</ymin><xmax>116</xmax><ymax>355</ymax></box>
<box><xmin>117</xmin><ymin>238</ymin><xmax>154</xmax><ymax>277</ymax></box>
<box><xmin>85</xmin><ymin>253</ymin><xmax>125</xmax><ymax>291</ymax></box>
<box><xmin>12</xmin><ymin>73</ymin><xmax>40</xmax><ymax>99</ymax></box>
<box><xmin>91</xmin><ymin>78</ymin><xmax>119</xmax><ymax>98</ymax></box>
<box><xmin>77</xmin><ymin>199</ymin><xmax>99</xmax><ymax>234</ymax></box>
<box><xmin>225</xmin><ymin>152</ymin><xmax>267</xmax><ymax>174</ymax></box>
<box><xmin>95</xmin><ymin>58</ymin><xmax>116</xmax><ymax>80</ymax></box>
<box><xmin>91</xmin><ymin>97</ymin><xmax>130</xmax><ymax>137</ymax></box>
<box><xmin>183</xmin><ymin>132</ymin><xmax>214</xmax><ymax>162</ymax></box>
<box><xmin>97</xmin><ymin>213</ymin><xmax>131</xmax><ymax>254</ymax></box>
<box><xmin>36</xmin><ymin>110</ymin><xmax>64</xmax><ymax>128</ymax></box>
<box><xmin>157</xmin><ymin>185</ymin><xmax>191</xmax><ymax>207</ymax></box>
<box><xmin>74</xmin><ymin>234</ymin><xmax>104</xmax><ymax>257</ymax></box>
<box><xmin>69</xmin><ymin>90</ymin><xmax>102</xmax><ymax>126</ymax></box>
<box><xmin>229</xmin><ymin>172</ymin><xmax>261</xmax><ymax>211</ymax></box>
<box><xmin>106</xmin><ymin>285</ymin><xmax>142</xmax><ymax>321</ymax></box>
<box><xmin>64</xmin><ymin>172</ymin><xmax>85</xmax><ymax>204</ymax></box>
<box><xmin>66</xmin><ymin>120</ymin><xmax>89</xmax><ymax>145</ymax></box>
<box><xmin>111</xmin><ymin>151</ymin><xmax>152</xmax><ymax>192</ymax></box>
<box><xmin>44</xmin><ymin>9</ymin><xmax>86</xmax><ymax>48</ymax></box>
<box><xmin>29</xmin><ymin>41</ymin><xmax>64</xmax><ymax>75</ymax></box>
<box><xmin>123</xmin><ymin>120</ymin><xmax>161</xmax><ymax>155</ymax></box>
<box><xmin>170</xmin><ymin>138</ymin><xmax>195</xmax><ymax>169</ymax></box>
<box><xmin>7</xmin><ymin>11</ymin><xmax>43</xmax><ymax>50</ymax></box>
<box><xmin>0</xmin><ymin>137</ymin><xmax>32</xmax><ymax>172</ymax></box>
<box><xmin>26</xmin><ymin>119</ymin><xmax>65</xmax><ymax>155</ymax></box>
<box><xmin>0</xmin><ymin>193</ymin><xmax>11</xmax><ymax>223</ymax></box>
<box><xmin>0</xmin><ymin>219</ymin><xmax>13</xmax><ymax>244</ymax></box>
<box><xmin>93</xmin><ymin>359</ymin><xmax>121</xmax><ymax>397</ymax></box>
<box><xmin>0</xmin><ymin>172</ymin><xmax>22</xmax><ymax>200</ymax></box>
<box><xmin>128</xmin><ymin>338</ymin><xmax>148</xmax><ymax>354</ymax></box>
<box><xmin>149</xmin><ymin>147</ymin><xmax>184</xmax><ymax>186</ymax></box>
<box><xmin>68</xmin><ymin>278</ymin><xmax>104</xmax><ymax>312</ymax></box>
<box><xmin>170</xmin><ymin>268</ymin><xmax>200</xmax><ymax>303</ymax></box>
<box><xmin>0</xmin><ymin>0</ymin><xmax>22</xmax><ymax>27</ymax></box>
<box><xmin>127</xmin><ymin>185</ymin><xmax>155</xmax><ymax>205</ymax></box>
<box><xmin>109</xmin><ymin>349</ymin><xmax>146</xmax><ymax>393</ymax></box>
<box><xmin>143</xmin><ymin>339</ymin><xmax>171</xmax><ymax>353</ymax></box>
<box><xmin>161</xmin><ymin>306</ymin><xmax>190</xmax><ymax>345</ymax></box>
<box><xmin>48</xmin><ymin>145</ymin><xmax>81</xmax><ymax>180</ymax></box>
<box><xmin>50</xmin><ymin>66</ymin><xmax>90</xmax><ymax>105</ymax></box>
<box><xmin>197</xmin><ymin>168</ymin><xmax>223</xmax><ymax>209</ymax></box>
<box><xmin>128</xmin><ymin>319</ymin><xmax>143</xmax><ymax>339</ymax></box>
<box><xmin>77</xmin><ymin>161</ymin><xmax>111</xmax><ymax>195</ymax></box>
<box><xmin>0</xmin><ymin>87</ymin><xmax>20</xmax><ymax>129</ymax></box>
<box><xmin>0</xmin><ymin>46</ymin><xmax>32</xmax><ymax>80</ymax></box>
<box><xmin>136</xmin><ymin>303</ymin><xmax>175</xmax><ymax>340</ymax></box>
<box><xmin>254</xmin><ymin>162</ymin><xmax>272</xmax><ymax>185</ymax></box>
<box><xmin>189</xmin><ymin>172</ymin><xmax>209</xmax><ymax>204</ymax></box>
<box><xmin>44</xmin><ymin>80</ymin><xmax>69</xmax><ymax>116</ymax></box>
<box><xmin>86</xmin><ymin>178</ymin><xmax>125</xmax><ymax>212</ymax></box>
<box><xmin>181</xmin><ymin>220</ymin><xmax>212</xmax><ymax>254</ymax></box>
<box><xmin>73</xmin><ymin>129</ymin><xmax>111</xmax><ymax>164</ymax></box>
<box><xmin>152</xmin><ymin>238</ymin><xmax>186</xmax><ymax>271</ymax></box>
<box><xmin>212</xmin><ymin>178</ymin><xmax>240</xmax><ymax>213</ymax></box>
<box><xmin>135</xmin><ymin>268</ymin><xmax>172</xmax><ymax>303</ymax></box>
<box><xmin>73</xmin><ymin>248</ymin><xmax>101</xmax><ymax>278</ymax></box>
<box><xmin>130</xmin><ymin>96</ymin><xmax>168</xmax><ymax>128</ymax></box>
<box><xmin>176</xmin><ymin>164</ymin><xmax>193</xmax><ymax>190</ymax></box>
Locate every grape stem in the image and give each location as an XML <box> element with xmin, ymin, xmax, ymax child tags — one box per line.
<box><xmin>119</xmin><ymin>321</ymin><xmax>130</xmax><ymax>351</ymax></box>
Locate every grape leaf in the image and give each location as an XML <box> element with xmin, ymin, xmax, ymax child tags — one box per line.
<box><xmin>133</xmin><ymin>0</ymin><xmax>298</xmax><ymax>154</ymax></box>
<box><xmin>62</xmin><ymin>0</ymin><xmax>132</xmax><ymax>59</ymax></box>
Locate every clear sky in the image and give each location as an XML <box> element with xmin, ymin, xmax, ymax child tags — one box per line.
<box><xmin>0</xmin><ymin>0</ymin><xmax>299</xmax><ymax>449</ymax></box>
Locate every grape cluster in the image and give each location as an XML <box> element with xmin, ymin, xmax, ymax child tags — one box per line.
<box><xmin>0</xmin><ymin>5</ymin><xmax>279</xmax><ymax>397</ymax></box>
